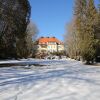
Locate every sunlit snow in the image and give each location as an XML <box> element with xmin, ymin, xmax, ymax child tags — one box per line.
<box><xmin>0</xmin><ymin>59</ymin><xmax>100</xmax><ymax>100</ymax></box>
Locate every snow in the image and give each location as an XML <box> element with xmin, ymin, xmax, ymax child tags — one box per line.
<box><xmin>0</xmin><ymin>59</ymin><xmax>100</xmax><ymax>100</ymax></box>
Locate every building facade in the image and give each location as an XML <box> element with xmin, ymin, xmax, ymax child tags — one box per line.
<box><xmin>35</xmin><ymin>37</ymin><xmax>64</xmax><ymax>53</ymax></box>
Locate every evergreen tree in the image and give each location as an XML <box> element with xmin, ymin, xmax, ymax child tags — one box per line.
<box><xmin>81</xmin><ymin>0</ymin><xmax>97</xmax><ymax>64</ymax></box>
<box><xmin>95</xmin><ymin>0</ymin><xmax>100</xmax><ymax>62</ymax></box>
<box><xmin>74</xmin><ymin>0</ymin><xmax>98</xmax><ymax>64</ymax></box>
<box><xmin>74</xmin><ymin>0</ymin><xmax>87</xmax><ymax>61</ymax></box>
<box><xmin>0</xmin><ymin>0</ymin><xmax>31</xmax><ymax>59</ymax></box>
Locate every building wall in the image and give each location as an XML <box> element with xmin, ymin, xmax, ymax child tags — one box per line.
<box><xmin>37</xmin><ymin>43</ymin><xmax>64</xmax><ymax>53</ymax></box>
<box><xmin>38</xmin><ymin>44</ymin><xmax>47</xmax><ymax>52</ymax></box>
<box><xmin>58</xmin><ymin>45</ymin><xmax>65</xmax><ymax>52</ymax></box>
<box><xmin>47</xmin><ymin>42</ymin><xmax>58</xmax><ymax>52</ymax></box>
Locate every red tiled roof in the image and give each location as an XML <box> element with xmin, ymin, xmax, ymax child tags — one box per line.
<box><xmin>37</xmin><ymin>37</ymin><xmax>63</xmax><ymax>44</ymax></box>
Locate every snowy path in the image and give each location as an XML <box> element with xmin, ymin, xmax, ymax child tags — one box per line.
<box><xmin>0</xmin><ymin>59</ymin><xmax>100</xmax><ymax>100</ymax></box>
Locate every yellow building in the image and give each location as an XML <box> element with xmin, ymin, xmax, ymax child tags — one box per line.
<box><xmin>35</xmin><ymin>37</ymin><xmax>64</xmax><ymax>53</ymax></box>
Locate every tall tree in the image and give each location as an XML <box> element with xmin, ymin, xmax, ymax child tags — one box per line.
<box><xmin>74</xmin><ymin>0</ymin><xmax>98</xmax><ymax>64</ymax></box>
<box><xmin>0</xmin><ymin>0</ymin><xmax>31</xmax><ymax>59</ymax></box>
<box><xmin>74</xmin><ymin>0</ymin><xmax>87</xmax><ymax>54</ymax></box>
<box><xmin>64</xmin><ymin>19</ymin><xmax>79</xmax><ymax>59</ymax></box>
<box><xmin>95</xmin><ymin>0</ymin><xmax>100</xmax><ymax>62</ymax></box>
<box><xmin>81</xmin><ymin>0</ymin><xmax>97</xmax><ymax>63</ymax></box>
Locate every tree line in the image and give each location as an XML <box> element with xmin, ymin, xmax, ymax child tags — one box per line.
<box><xmin>65</xmin><ymin>0</ymin><xmax>100</xmax><ymax>64</ymax></box>
<box><xmin>0</xmin><ymin>0</ymin><xmax>38</xmax><ymax>59</ymax></box>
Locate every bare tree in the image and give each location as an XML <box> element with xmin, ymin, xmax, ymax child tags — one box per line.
<box><xmin>64</xmin><ymin>19</ymin><xmax>79</xmax><ymax>59</ymax></box>
<box><xmin>26</xmin><ymin>21</ymin><xmax>39</xmax><ymax>57</ymax></box>
<box><xmin>26</xmin><ymin>21</ymin><xmax>38</xmax><ymax>41</ymax></box>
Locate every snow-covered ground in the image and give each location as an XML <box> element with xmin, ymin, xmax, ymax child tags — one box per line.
<box><xmin>0</xmin><ymin>59</ymin><xmax>100</xmax><ymax>100</ymax></box>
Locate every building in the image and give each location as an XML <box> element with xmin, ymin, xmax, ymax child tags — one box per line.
<box><xmin>35</xmin><ymin>37</ymin><xmax>65</xmax><ymax>53</ymax></box>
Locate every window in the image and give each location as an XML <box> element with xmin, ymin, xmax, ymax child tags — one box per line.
<box><xmin>41</xmin><ymin>44</ymin><xmax>47</xmax><ymax>48</ymax></box>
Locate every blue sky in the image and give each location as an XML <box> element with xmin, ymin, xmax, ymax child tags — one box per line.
<box><xmin>29</xmin><ymin>0</ymin><xmax>99</xmax><ymax>41</ymax></box>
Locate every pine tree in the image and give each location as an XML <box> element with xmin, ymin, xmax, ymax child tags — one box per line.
<box><xmin>74</xmin><ymin>0</ymin><xmax>98</xmax><ymax>64</ymax></box>
<box><xmin>74</xmin><ymin>0</ymin><xmax>87</xmax><ymax>61</ymax></box>
<box><xmin>81</xmin><ymin>0</ymin><xmax>97</xmax><ymax>64</ymax></box>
